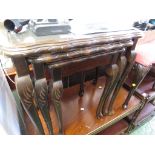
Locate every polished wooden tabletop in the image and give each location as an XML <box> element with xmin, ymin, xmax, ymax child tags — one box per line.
<box><xmin>0</xmin><ymin>22</ymin><xmax>142</xmax><ymax>57</ymax></box>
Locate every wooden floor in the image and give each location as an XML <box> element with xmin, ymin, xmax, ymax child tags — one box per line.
<box><xmin>25</xmin><ymin>77</ymin><xmax>141</xmax><ymax>135</ymax></box>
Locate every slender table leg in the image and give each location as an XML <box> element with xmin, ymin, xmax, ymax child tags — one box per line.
<box><xmin>12</xmin><ymin>57</ymin><xmax>44</xmax><ymax>134</ymax></box>
<box><xmin>122</xmin><ymin>63</ymin><xmax>150</xmax><ymax>109</ymax></box>
<box><xmin>107</xmin><ymin>56</ymin><xmax>127</xmax><ymax>115</ymax></box>
<box><xmin>79</xmin><ymin>71</ymin><xmax>85</xmax><ymax>97</ymax></box>
<box><xmin>33</xmin><ymin>63</ymin><xmax>54</xmax><ymax>134</ymax></box>
<box><xmin>92</xmin><ymin>67</ymin><xmax>99</xmax><ymax>85</ymax></box>
<box><xmin>96</xmin><ymin>64</ymin><xmax>119</xmax><ymax>118</ymax></box>
<box><xmin>106</xmin><ymin>50</ymin><xmax>136</xmax><ymax>113</ymax></box>
<box><xmin>101</xmin><ymin>64</ymin><xmax>119</xmax><ymax>115</ymax></box>
<box><xmin>49</xmin><ymin>67</ymin><xmax>63</xmax><ymax>134</ymax></box>
<box><xmin>111</xmin><ymin>38</ymin><xmax>138</xmax><ymax>110</ymax></box>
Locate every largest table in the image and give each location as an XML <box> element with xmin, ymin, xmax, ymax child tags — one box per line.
<box><xmin>0</xmin><ymin>24</ymin><xmax>142</xmax><ymax>134</ymax></box>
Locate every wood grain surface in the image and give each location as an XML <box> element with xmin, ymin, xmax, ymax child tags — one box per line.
<box><xmin>25</xmin><ymin>77</ymin><xmax>140</xmax><ymax>135</ymax></box>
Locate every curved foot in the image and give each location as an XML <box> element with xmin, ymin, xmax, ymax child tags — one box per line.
<box><xmin>122</xmin><ymin>104</ymin><xmax>128</xmax><ymax>110</ymax></box>
<box><xmin>96</xmin><ymin>107</ymin><xmax>103</xmax><ymax>119</ymax></box>
<box><xmin>102</xmin><ymin>110</ymin><xmax>108</xmax><ymax>116</ymax></box>
<box><xmin>108</xmin><ymin>110</ymin><xmax>115</xmax><ymax>116</ymax></box>
<box><xmin>96</xmin><ymin>114</ymin><xmax>103</xmax><ymax>119</ymax></box>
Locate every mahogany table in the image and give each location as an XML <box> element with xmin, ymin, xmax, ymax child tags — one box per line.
<box><xmin>0</xmin><ymin>23</ymin><xmax>142</xmax><ymax>134</ymax></box>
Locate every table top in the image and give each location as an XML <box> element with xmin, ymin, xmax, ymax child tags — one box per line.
<box><xmin>0</xmin><ymin>21</ymin><xmax>142</xmax><ymax>57</ymax></box>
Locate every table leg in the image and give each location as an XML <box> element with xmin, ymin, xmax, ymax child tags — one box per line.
<box><xmin>92</xmin><ymin>67</ymin><xmax>99</xmax><ymax>85</ymax></box>
<box><xmin>49</xmin><ymin>67</ymin><xmax>63</xmax><ymax>134</ymax></box>
<box><xmin>96</xmin><ymin>64</ymin><xmax>119</xmax><ymax>118</ymax></box>
<box><xmin>12</xmin><ymin>57</ymin><xmax>44</xmax><ymax>134</ymax></box>
<box><xmin>106</xmin><ymin>50</ymin><xmax>136</xmax><ymax>113</ymax></box>
<box><xmin>33</xmin><ymin>63</ymin><xmax>54</xmax><ymax>134</ymax></box>
<box><xmin>102</xmin><ymin>64</ymin><xmax>119</xmax><ymax>115</ymax></box>
<box><xmin>79</xmin><ymin>71</ymin><xmax>85</xmax><ymax>97</ymax></box>
<box><xmin>108</xmin><ymin>55</ymin><xmax>127</xmax><ymax>115</ymax></box>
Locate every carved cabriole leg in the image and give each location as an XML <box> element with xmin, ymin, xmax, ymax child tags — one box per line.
<box><xmin>49</xmin><ymin>66</ymin><xmax>63</xmax><ymax>134</ymax></box>
<box><xmin>107</xmin><ymin>56</ymin><xmax>127</xmax><ymax>115</ymax></box>
<box><xmin>12</xmin><ymin>57</ymin><xmax>44</xmax><ymax>134</ymax></box>
<box><xmin>102</xmin><ymin>64</ymin><xmax>119</xmax><ymax>115</ymax></box>
<box><xmin>96</xmin><ymin>64</ymin><xmax>119</xmax><ymax>118</ymax></box>
<box><xmin>32</xmin><ymin>63</ymin><xmax>54</xmax><ymax>134</ymax></box>
<box><xmin>79</xmin><ymin>71</ymin><xmax>85</xmax><ymax>97</ymax></box>
<box><xmin>122</xmin><ymin>63</ymin><xmax>150</xmax><ymax>109</ymax></box>
<box><xmin>106</xmin><ymin>50</ymin><xmax>136</xmax><ymax>114</ymax></box>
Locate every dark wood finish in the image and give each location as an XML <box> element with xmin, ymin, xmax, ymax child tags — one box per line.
<box><xmin>92</xmin><ymin>67</ymin><xmax>99</xmax><ymax>85</ymax></box>
<box><xmin>33</xmin><ymin>63</ymin><xmax>54</xmax><ymax>134</ymax></box>
<box><xmin>79</xmin><ymin>71</ymin><xmax>85</xmax><ymax>97</ymax></box>
<box><xmin>49</xmin><ymin>67</ymin><xmax>63</xmax><ymax>134</ymax></box>
<box><xmin>2</xmin><ymin>30</ymin><xmax>141</xmax><ymax>57</ymax></box>
<box><xmin>96</xmin><ymin>64</ymin><xmax>119</xmax><ymax>118</ymax></box>
<box><xmin>107</xmin><ymin>50</ymin><xmax>137</xmax><ymax>113</ymax></box>
<box><xmin>1</xmin><ymin>27</ymin><xmax>142</xmax><ymax>134</ymax></box>
<box><xmin>12</xmin><ymin>57</ymin><xmax>44</xmax><ymax>134</ymax></box>
<box><xmin>24</xmin><ymin>77</ymin><xmax>140</xmax><ymax>135</ymax></box>
<box><xmin>4</xmin><ymin>56</ymin><xmax>110</xmax><ymax>90</ymax></box>
<box><xmin>108</xmin><ymin>55</ymin><xmax>127</xmax><ymax>114</ymax></box>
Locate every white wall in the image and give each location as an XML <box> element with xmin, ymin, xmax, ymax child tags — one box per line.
<box><xmin>0</xmin><ymin>64</ymin><xmax>20</xmax><ymax>135</ymax></box>
<box><xmin>0</xmin><ymin>0</ymin><xmax>154</xmax><ymax>23</ymax></box>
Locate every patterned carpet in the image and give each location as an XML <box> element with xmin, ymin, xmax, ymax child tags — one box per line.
<box><xmin>131</xmin><ymin>116</ymin><xmax>155</xmax><ymax>135</ymax></box>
